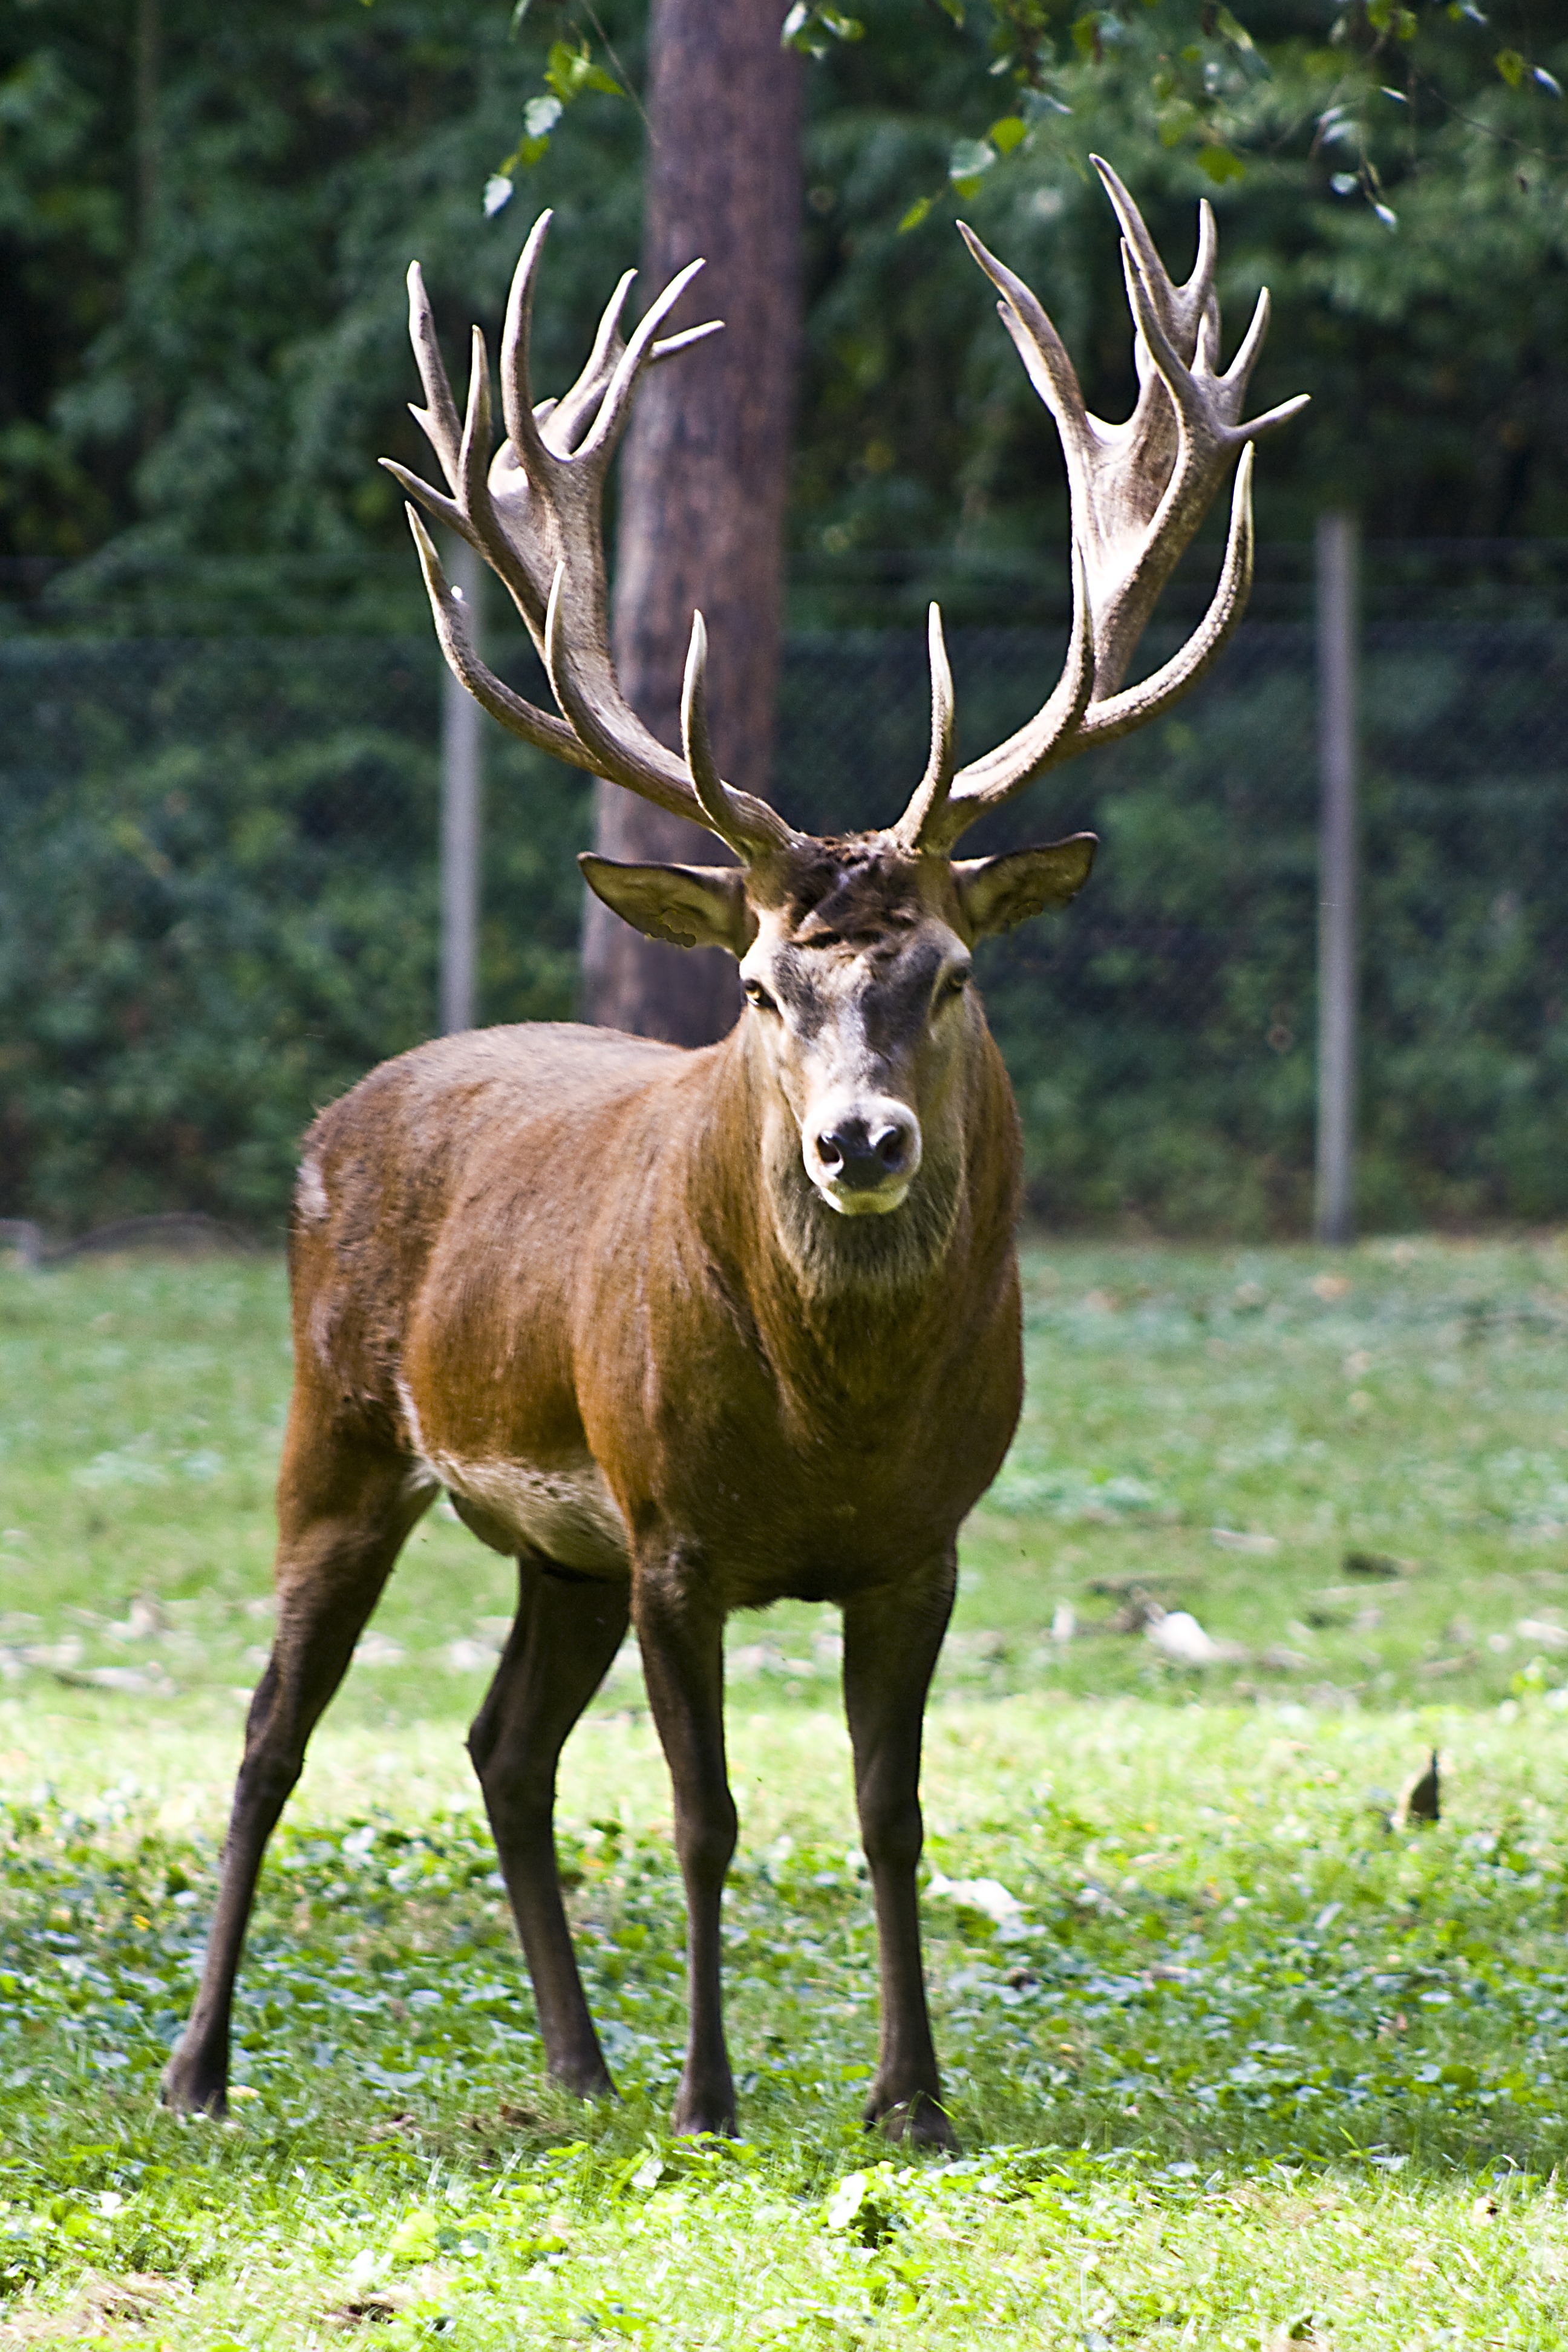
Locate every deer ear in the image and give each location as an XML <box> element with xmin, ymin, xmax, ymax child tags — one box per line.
<box><xmin>578</xmin><ymin>854</ymin><xmax>758</xmax><ymax>956</ymax></box>
<box><xmin>951</xmin><ymin>832</ymin><xmax>1097</xmax><ymax>939</ymax></box>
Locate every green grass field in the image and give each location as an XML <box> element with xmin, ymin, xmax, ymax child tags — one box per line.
<box><xmin>4</xmin><ymin>1235</ymin><xmax>1568</xmax><ymax>2347</ymax></box>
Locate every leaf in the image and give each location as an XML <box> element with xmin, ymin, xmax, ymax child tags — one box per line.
<box><xmin>781</xmin><ymin>1</ymin><xmax>864</xmax><ymax>47</ymax></box>
<box><xmin>1214</xmin><ymin>7</ymin><xmax>1256</xmax><ymax>52</ymax></box>
<box><xmin>1535</xmin><ymin>66</ymin><xmax>1563</xmax><ymax>97</ymax></box>
<box><xmin>1197</xmin><ymin>143</ymin><xmax>1246</xmax><ymax>185</ymax></box>
<box><xmin>936</xmin><ymin>0</ymin><xmax>965</xmax><ymax>21</ymax></box>
<box><xmin>949</xmin><ymin>137</ymin><xmax>996</xmax><ymax>184</ymax></box>
<box><xmin>989</xmin><ymin>116</ymin><xmax>1028</xmax><ymax>155</ymax></box>
<box><xmin>524</xmin><ymin>94</ymin><xmax>563</xmax><ymax>137</ymax></box>
<box><xmin>1494</xmin><ymin>48</ymin><xmax>1525</xmax><ymax>87</ymax></box>
<box><xmin>1071</xmin><ymin>14</ymin><xmax>1102</xmax><ymax>62</ymax></box>
<box><xmin>898</xmin><ymin>194</ymin><xmax>935</xmax><ymax>233</ymax></box>
<box><xmin>543</xmin><ymin>39</ymin><xmax>621</xmax><ymax>104</ymax></box>
<box><xmin>1373</xmin><ymin>200</ymin><xmax>1398</xmax><ymax>227</ymax></box>
<box><xmin>508</xmin><ymin>0</ymin><xmax>533</xmax><ymax>30</ymax></box>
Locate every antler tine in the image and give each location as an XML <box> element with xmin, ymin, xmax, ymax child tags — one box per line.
<box><xmin>498</xmin><ymin>209</ymin><xmax>558</xmax><ymax>473</ymax></box>
<box><xmin>543</xmin><ymin>269</ymin><xmax>636</xmax><ymax>457</ymax></box>
<box><xmin>405</xmin><ymin>262</ymin><xmax>463</xmax><ymax>494</ymax></box>
<box><xmin>681</xmin><ymin>612</ymin><xmax>795</xmax><ymax>857</ymax></box>
<box><xmin>1093</xmin><ymin>155</ymin><xmax>1217</xmax><ymax>364</ymax></box>
<box><xmin>578</xmin><ymin>256</ymin><xmax>710</xmax><ymax>471</ymax></box>
<box><xmin>891</xmin><ymin>606</ymin><xmax>958</xmax><ymax>854</ymax></box>
<box><xmin>957</xmin><ymin>221</ymin><xmax>1091</xmax><ymax>456</ymax></box>
<box><xmin>895</xmin><ymin>175</ymin><xmax>1305</xmax><ymax>847</ymax></box>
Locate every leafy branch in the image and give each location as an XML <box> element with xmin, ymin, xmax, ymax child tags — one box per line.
<box><xmin>484</xmin><ymin>3</ymin><xmax>627</xmax><ymax>218</ymax></box>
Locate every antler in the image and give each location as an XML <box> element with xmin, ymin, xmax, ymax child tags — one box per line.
<box><xmin>382</xmin><ymin>212</ymin><xmax>794</xmax><ymax>859</ymax></box>
<box><xmin>895</xmin><ymin>157</ymin><xmax>1307</xmax><ymax>855</ymax></box>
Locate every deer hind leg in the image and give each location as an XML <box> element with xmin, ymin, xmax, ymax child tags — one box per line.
<box><xmin>466</xmin><ymin>1555</ymin><xmax>630</xmax><ymax>2099</ymax></box>
<box><xmin>163</xmin><ymin>1420</ymin><xmax>432</xmax><ymax>2117</ymax></box>
<box><xmin>842</xmin><ymin>1552</ymin><xmax>959</xmax><ymax>2150</ymax></box>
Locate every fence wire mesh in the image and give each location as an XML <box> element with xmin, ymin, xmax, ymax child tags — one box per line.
<box><xmin>1</xmin><ymin>605</ymin><xmax>1566</xmax><ymax>1234</ymax></box>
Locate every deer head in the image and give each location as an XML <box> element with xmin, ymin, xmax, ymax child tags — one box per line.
<box><xmin>384</xmin><ymin>161</ymin><xmax>1305</xmax><ymax>1224</ymax></box>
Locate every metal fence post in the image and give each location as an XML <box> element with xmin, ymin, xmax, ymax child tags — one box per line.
<box><xmin>1315</xmin><ymin>511</ymin><xmax>1359</xmax><ymax>1244</ymax></box>
<box><xmin>440</xmin><ymin>539</ymin><xmax>483</xmax><ymax>1036</ymax></box>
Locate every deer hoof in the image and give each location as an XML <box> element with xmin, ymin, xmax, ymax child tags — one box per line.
<box><xmin>865</xmin><ymin>2090</ymin><xmax>958</xmax><ymax>2151</ymax></box>
<box><xmin>671</xmin><ymin>2088</ymin><xmax>737</xmax><ymax>2139</ymax></box>
<box><xmin>549</xmin><ymin>2059</ymin><xmax>618</xmax><ymax>2102</ymax></box>
<box><xmin>160</xmin><ymin>2051</ymin><xmax>229</xmax><ymax>2119</ymax></box>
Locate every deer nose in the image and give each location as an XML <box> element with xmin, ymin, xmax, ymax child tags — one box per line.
<box><xmin>815</xmin><ymin>1109</ymin><xmax>920</xmax><ymax>1191</ymax></box>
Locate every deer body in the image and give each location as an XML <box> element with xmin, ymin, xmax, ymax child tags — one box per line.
<box><xmin>165</xmin><ymin>162</ymin><xmax>1302</xmax><ymax>2141</ymax></box>
<box><xmin>295</xmin><ymin>1007</ymin><xmax>1021</xmax><ymax>1613</ymax></box>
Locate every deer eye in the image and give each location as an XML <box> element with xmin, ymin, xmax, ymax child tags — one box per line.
<box><xmin>743</xmin><ymin>978</ymin><xmax>777</xmax><ymax>1014</ymax></box>
<box><xmin>937</xmin><ymin>967</ymin><xmax>971</xmax><ymax>1009</ymax></box>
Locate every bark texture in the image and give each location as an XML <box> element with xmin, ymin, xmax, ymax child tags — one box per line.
<box><xmin>581</xmin><ymin>0</ymin><xmax>801</xmax><ymax>1044</ymax></box>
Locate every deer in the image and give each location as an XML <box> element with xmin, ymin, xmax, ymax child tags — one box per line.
<box><xmin>163</xmin><ymin>159</ymin><xmax>1304</xmax><ymax>2146</ymax></box>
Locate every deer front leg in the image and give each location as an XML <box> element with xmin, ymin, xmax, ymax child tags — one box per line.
<box><xmin>632</xmin><ymin>1560</ymin><xmax>736</xmax><ymax>2137</ymax></box>
<box><xmin>467</xmin><ymin>1555</ymin><xmax>630</xmax><ymax>2098</ymax></box>
<box><xmin>841</xmin><ymin>1553</ymin><xmax>958</xmax><ymax>2149</ymax></box>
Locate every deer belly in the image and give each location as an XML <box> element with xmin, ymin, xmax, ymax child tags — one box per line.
<box><xmin>437</xmin><ymin>1454</ymin><xmax>630</xmax><ymax>1575</ymax></box>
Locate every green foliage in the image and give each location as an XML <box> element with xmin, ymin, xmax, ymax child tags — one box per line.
<box><xmin>5</xmin><ymin>1241</ymin><xmax>1568</xmax><ymax>2339</ymax></box>
<box><xmin>4</xmin><ymin>1236</ymin><xmax>1568</xmax><ymax>1722</ymax></box>
<box><xmin>796</xmin><ymin>0</ymin><xmax>1568</xmax><ymax>555</ymax></box>
<box><xmin>4</xmin><ymin>0</ymin><xmax>1568</xmax><ymax>582</ymax></box>
<box><xmin>0</xmin><ymin>0</ymin><xmax>647</xmax><ymax>577</ymax></box>
<box><xmin>0</xmin><ymin>642</ymin><xmax>590</xmax><ymax>1231</ymax></box>
<box><xmin>486</xmin><ymin>30</ymin><xmax>627</xmax><ymax>208</ymax></box>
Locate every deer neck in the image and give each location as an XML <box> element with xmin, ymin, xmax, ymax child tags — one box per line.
<box><xmin>696</xmin><ymin>1016</ymin><xmax>1016</xmax><ymax>1392</ymax></box>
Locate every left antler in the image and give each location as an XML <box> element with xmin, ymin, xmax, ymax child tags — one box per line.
<box><xmin>895</xmin><ymin>157</ymin><xmax>1308</xmax><ymax>855</ymax></box>
<box><xmin>382</xmin><ymin>212</ymin><xmax>794</xmax><ymax>858</ymax></box>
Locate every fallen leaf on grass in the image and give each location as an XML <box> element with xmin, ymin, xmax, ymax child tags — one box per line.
<box><xmin>1516</xmin><ymin>1616</ymin><xmax>1568</xmax><ymax>1650</ymax></box>
<box><xmin>1212</xmin><ymin>1528</ymin><xmax>1279</xmax><ymax>1555</ymax></box>
<box><xmin>1344</xmin><ymin>1550</ymin><xmax>1416</xmax><ymax>1580</ymax></box>
<box><xmin>52</xmin><ymin>1664</ymin><xmax>177</xmax><ymax>1694</ymax></box>
<box><xmin>1145</xmin><ymin>1610</ymin><xmax>1246</xmax><ymax>1666</ymax></box>
<box><xmin>326</xmin><ymin>2292</ymin><xmax>406</xmax><ymax>2329</ymax></box>
<box><xmin>926</xmin><ymin>1873</ymin><xmax>1024</xmax><ymax>1925</ymax></box>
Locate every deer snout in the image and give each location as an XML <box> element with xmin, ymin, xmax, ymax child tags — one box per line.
<box><xmin>805</xmin><ymin>1099</ymin><xmax>922</xmax><ymax>1215</ymax></box>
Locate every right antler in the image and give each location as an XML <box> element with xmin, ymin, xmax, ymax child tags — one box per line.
<box><xmin>895</xmin><ymin>158</ymin><xmax>1308</xmax><ymax>855</ymax></box>
<box><xmin>382</xmin><ymin>213</ymin><xmax>794</xmax><ymax>859</ymax></box>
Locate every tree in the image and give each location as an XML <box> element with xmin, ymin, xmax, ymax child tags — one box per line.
<box><xmin>581</xmin><ymin>0</ymin><xmax>802</xmax><ymax>1045</ymax></box>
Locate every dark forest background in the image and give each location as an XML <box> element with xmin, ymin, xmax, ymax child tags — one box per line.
<box><xmin>5</xmin><ymin>0</ymin><xmax>1568</xmax><ymax>598</ymax></box>
<box><xmin>3</xmin><ymin>1</ymin><xmax>1568</xmax><ymax>1236</ymax></box>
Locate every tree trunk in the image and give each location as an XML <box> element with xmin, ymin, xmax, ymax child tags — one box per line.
<box><xmin>581</xmin><ymin>0</ymin><xmax>801</xmax><ymax>1045</ymax></box>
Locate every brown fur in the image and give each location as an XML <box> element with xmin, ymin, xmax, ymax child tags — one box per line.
<box><xmin>163</xmin><ymin>834</ymin><xmax>1087</xmax><ymax>2147</ymax></box>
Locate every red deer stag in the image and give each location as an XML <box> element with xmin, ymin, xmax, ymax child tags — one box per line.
<box><xmin>165</xmin><ymin>160</ymin><xmax>1304</xmax><ymax>2143</ymax></box>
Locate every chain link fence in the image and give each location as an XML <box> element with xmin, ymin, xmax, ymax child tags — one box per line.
<box><xmin>2</xmin><ymin>584</ymin><xmax>1566</xmax><ymax>1235</ymax></box>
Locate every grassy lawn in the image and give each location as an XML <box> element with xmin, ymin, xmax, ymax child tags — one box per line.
<box><xmin>3</xmin><ymin>1235</ymin><xmax>1568</xmax><ymax>2346</ymax></box>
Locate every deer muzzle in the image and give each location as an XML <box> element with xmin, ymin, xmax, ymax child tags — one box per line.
<box><xmin>804</xmin><ymin>1097</ymin><xmax>922</xmax><ymax>1216</ymax></box>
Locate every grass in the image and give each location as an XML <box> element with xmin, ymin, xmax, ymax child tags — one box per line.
<box><xmin>4</xmin><ymin>1233</ymin><xmax>1568</xmax><ymax>2346</ymax></box>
